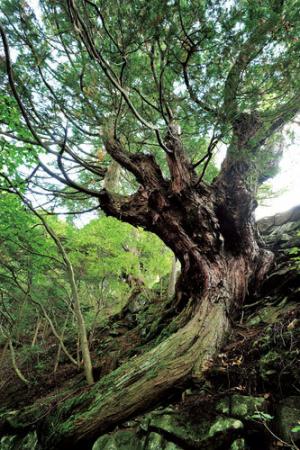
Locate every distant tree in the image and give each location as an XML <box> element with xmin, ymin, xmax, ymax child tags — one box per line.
<box><xmin>0</xmin><ymin>190</ymin><xmax>171</xmax><ymax>386</ymax></box>
<box><xmin>1</xmin><ymin>0</ymin><xmax>300</xmax><ymax>447</ymax></box>
<box><xmin>0</xmin><ymin>192</ymin><xmax>93</xmax><ymax>383</ymax></box>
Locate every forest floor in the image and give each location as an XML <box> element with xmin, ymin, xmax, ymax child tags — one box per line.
<box><xmin>0</xmin><ymin>207</ymin><xmax>300</xmax><ymax>449</ymax></box>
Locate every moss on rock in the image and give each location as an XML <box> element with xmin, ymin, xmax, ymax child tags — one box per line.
<box><xmin>0</xmin><ymin>432</ymin><xmax>38</xmax><ymax>450</ymax></box>
<box><xmin>92</xmin><ymin>429</ymin><xmax>144</xmax><ymax>450</ymax></box>
<box><xmin>208</xmin><ymin>416</ymin><xmax>243</xmax><ymax>437</ymax></box>
<box><xmin>216</xmin><ymin>395</ymin><xmax>268</xmax><ymax>419</ymax></box>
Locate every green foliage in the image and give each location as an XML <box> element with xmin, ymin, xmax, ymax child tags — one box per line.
<box><xmin>0</xmin><ymin>192</ymin><xmax>172</xmax><ymax>369</ymax></box>
<box><xmin>290</xmin><ymin>240</ymin><xmax>300</xmax><ymax>270</ymax></box>
<box><xmin>291</xmin><ymin>423</ymin><xmax>300</xmax><ymax>433</ymax></box>
<box><xmin>0</xmin><ymin>93</ymin><xmax>40</xmax><ymax>186</ymax></box>
<box><xmin>70</xmin><ymin>216</ymin><xmax>171</xmax><ymax>287</ymax></box>
<box><xmin>250</xmin><ymin>412</ymin><xmax>273</xmax><ymax>422</ymax></box>
<box><xmin>2</xmin><ymin>0</ymin><xmax>299</xmax><ymax>190</ymax></box>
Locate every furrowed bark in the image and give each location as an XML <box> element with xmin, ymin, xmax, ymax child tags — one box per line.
<box><xmin>37</xmin><ymin>268</ymin><xmax>231</xmax><ymax>449</ymax></box>
<box><xmin>1</xmin><ymin>131</ymin><xmax>273</xmax><ymax>449</ymax></box>
<box><xmin>0</xmin><ymin>284</ymin><xmax>228</xmax><ymax>445</ymax></box>
<box><xmin>36</xmin><ymin>235</ymin><xmax>260</xmax><ymax>450</ymax></box>
<box><xmin>36</xmin><ymin>150</ymin><xmax>268</xmax><ymax>448</ymax></box>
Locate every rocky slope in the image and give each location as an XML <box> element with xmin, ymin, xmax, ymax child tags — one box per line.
<box><xmin>1</xmin><ymin>206</ymin><xmax>300</xmax><ymax>450</ymax></box>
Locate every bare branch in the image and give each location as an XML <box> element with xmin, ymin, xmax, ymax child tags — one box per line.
<box><xmin>0</xmin><ymin>23</ymin><xmax>103</xmax><ymax>198</ymax></box>
<box><xmin>66</xmin><ymin>0</ymin><xmax>173</xmax><ymax>154</ymax></box>
<box><xmin>105</xmin><ymin>138</ymin><xmax>165</xmax><ymax>188</ymax></box>
<box><xmin>182</xmin><ymin>47</ymin><xmax>218</xmax><ymax>116</ymax></box>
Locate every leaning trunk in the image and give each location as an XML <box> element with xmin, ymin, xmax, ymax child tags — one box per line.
<box><xmin>37</xmin><ymin>258</ymin><xmax>253</xmax><ymax>449</ymax></box>
<box><xmin>36</xmin><ymin>185</ymin><xmax>269</xmax><ymax>449</ymax></box>
<box><xmin>3</xmin><ymin>134</ymin><xmax>273</xmax><ymax>449</ymax></box>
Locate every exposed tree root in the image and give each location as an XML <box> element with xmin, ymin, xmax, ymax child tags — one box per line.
<box><xmin>37</xmin><ymin>295</ymin><xmax>229</xmax><ymax>449</ymax></box>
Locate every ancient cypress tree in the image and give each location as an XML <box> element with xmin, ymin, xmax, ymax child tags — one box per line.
<box><xmin>1</xmin><ymin>0</ymin><xmax>300</xmax><ymax>448</ymax></box>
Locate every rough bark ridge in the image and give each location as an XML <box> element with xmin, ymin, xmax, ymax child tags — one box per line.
<box><xmin>16</xmin><ymin>122</ymin><xmax>272</xmax><ymax>449</ymax></box>
<box><xmin>0</xmin><ymin>125</ymin><xmax>272</xmax><ymax>448</ymax></box>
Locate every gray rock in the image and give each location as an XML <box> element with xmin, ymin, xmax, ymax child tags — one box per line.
<box><xmin>147</xmin><ymin>410</ymin><xmax>244</xmax><ymax>448</ymax></box>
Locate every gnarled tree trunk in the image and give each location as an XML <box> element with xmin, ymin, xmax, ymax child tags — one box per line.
<box><xmin>30</xmin><ymin>126</ymin><xmax>273</xmax><ymax>449</ymax></box>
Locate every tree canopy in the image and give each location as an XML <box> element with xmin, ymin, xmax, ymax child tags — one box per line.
<box><xmin>0</xmin><ymin>0</ymin><xmax>299</xmax><ymax>203</ymax></box>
